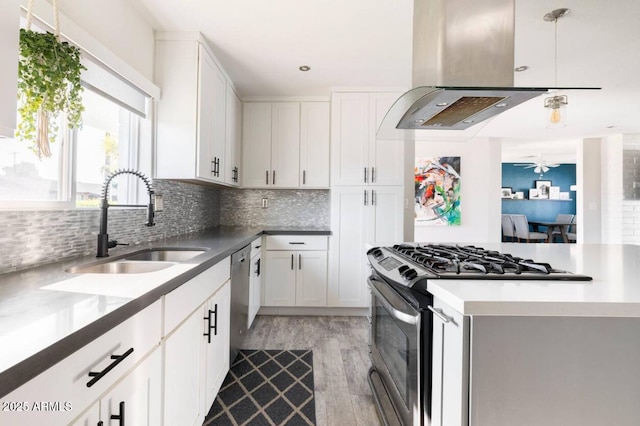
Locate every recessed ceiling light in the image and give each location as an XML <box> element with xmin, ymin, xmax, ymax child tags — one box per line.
<box><xmin>436</xmin><ymin>102</ymin><xmax>448</xmax><ymax>107</ymax></box>
<box><xmin>514</xmin><ymin>66</ymin><xmax>529</xmax><ymax>72</ymax></box>
<box><xmin>299</xmin><ymin>65</ymin><xmax>310</xmax><ymax>72</ymax></box>
<box><xmin>495</xmin><ymin>103</ymin><xmax>508</xmax><ymax>108</ymax></box>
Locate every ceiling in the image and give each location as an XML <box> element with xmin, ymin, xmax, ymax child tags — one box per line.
<box><xmin>131</xmin><ymin>0</ymin><xmax>413</xmax><ymax>97</ymax></box>
<box><xmin>131</xmin><ymin>0</ymin><xmax>640</xmax><ymax>159</ymax></box>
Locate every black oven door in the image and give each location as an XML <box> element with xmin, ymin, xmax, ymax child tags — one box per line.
<box><xmin>369</xmin><ymin>275</ymin><xmax>423</xmax><ymax>426</ymax></box>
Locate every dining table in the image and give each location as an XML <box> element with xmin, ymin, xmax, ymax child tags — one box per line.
<box><xmin>528</xmin><ymin>220</ymin><xmax>573</xmax><ymax>243</ymax></box>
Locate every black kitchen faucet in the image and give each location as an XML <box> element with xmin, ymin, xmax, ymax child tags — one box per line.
<box><xmin>97</xmin><ymin>169</ymin><xmax>155</xmax><ymax>257</ymax></box>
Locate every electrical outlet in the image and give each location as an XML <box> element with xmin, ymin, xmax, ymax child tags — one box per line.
<box><xmin>154</xmin><ymin>194</ymin><xmax>164</xmax><ymax>211</ymax></box>
<box><xmin>261</xmin><ymin>198</ymin><xmax>268</xmax><ymax>208</ymax></box>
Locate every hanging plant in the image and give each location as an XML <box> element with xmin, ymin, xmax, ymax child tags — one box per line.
<box><xmin>16</xmin><ymin>0</ymin><xmax>86</xmax><ymax>158</ymax></box>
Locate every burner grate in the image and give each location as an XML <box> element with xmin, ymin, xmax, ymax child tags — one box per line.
<box><xmin>391</xmin><ymin>244</ymin><xmax>560</xmax><ymax>276</ymax></box>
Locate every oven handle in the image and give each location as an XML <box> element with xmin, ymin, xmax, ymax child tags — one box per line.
<box><xmin>368</xmin><ymin>277</ymin><xmax>419</xmax><ymax>326</ymax></box>
<box><xmin>427</xmin><ymin>305</ymin><xmax>451</xmax><ymax>323</ymax></box>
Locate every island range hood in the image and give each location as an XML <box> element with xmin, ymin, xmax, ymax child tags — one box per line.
<box><xmin>378</xmin><ymin>0</ymin><xmax>551</xmax><ymax>140</ymax></box>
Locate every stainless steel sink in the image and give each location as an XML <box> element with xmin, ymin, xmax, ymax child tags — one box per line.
<box><xmin>67</xmin><ymin>261</ymin><xmax>174</xmax><ymax>274</ymax></box>
<box><xmin>124</xmin><ymin>248</ymin><xmax>207</xmax><ymax>262</ymax></box>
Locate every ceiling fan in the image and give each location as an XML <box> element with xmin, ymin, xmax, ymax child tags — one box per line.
<box><xmin>514</xmin><ymin>156</ymin><xmax>560</xmax><ymax>175</ymax></box>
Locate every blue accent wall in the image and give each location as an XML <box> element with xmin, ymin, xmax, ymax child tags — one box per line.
<box><xmin>502</xmin><ymin>163</ymin><xmax>576</xmax><ymax>222</ymax></box>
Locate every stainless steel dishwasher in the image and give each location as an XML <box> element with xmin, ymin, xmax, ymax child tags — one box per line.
<box><xmin>230</xmin><ymin>244</ymin><xmax>251</xmax><ymax>364</ymax></box>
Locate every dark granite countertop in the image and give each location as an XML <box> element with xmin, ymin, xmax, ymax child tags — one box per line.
<box><xmin>0</xmin><ymin>226</ymin><xmax>330</xmax><ymax>397</ymax></box>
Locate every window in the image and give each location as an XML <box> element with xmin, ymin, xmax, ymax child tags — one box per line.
<box><xmin>75</xmin><ymin>89</ymin><xmax>139</xmax><ymax>208</ymax></box>
<box><xmin>0</xmin><ymin>119</ymin><xmax>69</xmax><ymax>204</ymax></box>
<box><xmin>0</xmin><ymin>21</ymin><xmax>151</xmax><ymax>210</ymax></box>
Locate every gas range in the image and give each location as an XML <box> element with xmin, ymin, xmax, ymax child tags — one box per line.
<box><xmin>368</xmin><ymin>243</ymin><xmax>592</xmax><ymax>295</ymax></box>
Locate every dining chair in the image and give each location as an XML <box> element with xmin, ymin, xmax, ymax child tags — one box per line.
<box><xmin>511</xmin><ymin>214</ymin><xmax>548</xmax><ymax>243</ymax></box>
<box><xmin>501</xmin><ymin>214</ymin><xmax>516</xmax><ymax>242</ymax></box>
<box><xmin>567</xmin><ymin>217</ymin><xmax>577</xmax><ymax>242</ymax></box>
<box><xmin>552</xmin><ymin>214</ymin><xmax>575</xmax><ymax>242</ymax></box>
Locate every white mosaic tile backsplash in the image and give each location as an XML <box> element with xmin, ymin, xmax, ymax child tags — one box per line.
<box><xmin>220</xmin><ymin>189</ymin><xmax>329</xmax><ymax>228</ymax></box>
<box><xmin>0</xmin><ymin>183</ymin><xmax>330</xmax><ymax>274</ymax></box>
<box><xmin>0</xmin><ymin>180</ymin><xmax>220</xmax><ymax>274</ymax></box>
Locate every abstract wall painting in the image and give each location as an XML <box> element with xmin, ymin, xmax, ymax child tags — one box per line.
<box><xmin>415</xmin><ymin>156</ymin><xmax>461</xmax><ymax>226</ymax></box>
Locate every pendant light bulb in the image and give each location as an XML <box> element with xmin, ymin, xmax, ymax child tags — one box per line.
<box><xmin>544</xmin><ymin>94</ymin><xmax>568</xmax><ymax>128</ymax></box>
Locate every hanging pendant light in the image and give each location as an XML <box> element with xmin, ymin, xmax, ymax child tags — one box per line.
<box><xmin>544</xmin><ymin>8</ymin><xmax>570</xmax><ymax>128</ymax></box>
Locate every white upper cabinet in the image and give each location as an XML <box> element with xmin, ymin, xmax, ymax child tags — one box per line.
<box><xmin>300</xmin><ymin>102</ymin><xmax>330</xmax><ymax>188</ymax></box>
<box><xmin>225</xmin><ymin>83</ymin><xmax>242</xmax><ymax>186</ymax></box>
<box><xmin>196</xmin><ymin>46</ymin><xmax>226</xmax><ymax>183</ymax></box>
<box><xmin>242</xmin><ymin>102</ymin><xmax>273</xmax><ymax>187</ymax></box>
<box><xmin>0</xmin><ymin>0</ymin><xmax>19</xmax><ymax>138</ymax></box>
<box><xmin>270</xmin><ymin>102</ymin><xmax>300</xmax><ymax>188</ymax></box>
<box><xmin>155</xmin><ymin>34</ymin><xmax>240</xmax><ymax>187</ymax></box>
<box><xmin>242</xmin><ymin>101</ymin><xmax>330</xmax><ymax>189</ymax></box>
<box><xmin>331</xmin><ymin>92</ymin><xmax>404</xmax><ymax>186</ymax></box>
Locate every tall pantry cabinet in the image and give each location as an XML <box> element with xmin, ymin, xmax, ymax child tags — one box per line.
<box><xmin>329</xmin><ymin>92</ymin><xmax>405</xmax><ymax>307</ymax></box>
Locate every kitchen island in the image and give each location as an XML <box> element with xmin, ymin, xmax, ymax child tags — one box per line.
<box><xmin>425</xmin><ymin>243</ymin><xmax>640</xmax><ymax>426</ymax></box>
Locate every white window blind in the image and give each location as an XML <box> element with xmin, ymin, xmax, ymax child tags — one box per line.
<box><xmin>80</xmin><ymin>57</ymin><xmax>149</xmax><ymax>118</ymax></box>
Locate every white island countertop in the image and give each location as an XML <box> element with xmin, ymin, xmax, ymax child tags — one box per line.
<box><xmin>426</xmin><ymin>243</ymin><xmax>640</xmax><ymax>317</ymax></box>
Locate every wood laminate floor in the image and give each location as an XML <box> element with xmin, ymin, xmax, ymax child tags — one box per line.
<box><xmin>242</xmin><ymin>315</ymin><xmax>382</xmax><ymax>426</ymax></box>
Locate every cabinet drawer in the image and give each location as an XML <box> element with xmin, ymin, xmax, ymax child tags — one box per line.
<box><xmin>2</xmin><ymin>301</ymin><xmax>161</xmax><ymax>426</ymax></box>
<box><xmin>164</xmin><ymin>257</ymin><xmax>230</xmax><ymax>335</ymax></box>
<box><xmin>265</xmin><ymin>235</ymin><xmax>328</xmax><ymax>251</ymax></box>
<box><xmin>251</xmin><ymin>236</ymin><xmax>263</xmax><ymax>253</ymax></box>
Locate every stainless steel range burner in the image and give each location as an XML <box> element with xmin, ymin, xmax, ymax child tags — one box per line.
<box><xmin>368</xmin><ymin>244</ymin><xmax>592</xmax><ymax>292</ymax></box>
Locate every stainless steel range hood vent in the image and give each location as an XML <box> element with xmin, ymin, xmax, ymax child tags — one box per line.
<box><xmin>395</xmin><ymin>86</ymin><xmax>547</xmax><ymax>130</ymax></box>
<box><xmin>377</xmin><ymin>0</ymin><xmax>550</xmax><ymax>141</ymax></box>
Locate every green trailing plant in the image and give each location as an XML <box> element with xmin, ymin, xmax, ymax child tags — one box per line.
<box><xmin>16</xmin><ymin>28</ymin><xmax>86</xmax><ymax>157</ymax></box>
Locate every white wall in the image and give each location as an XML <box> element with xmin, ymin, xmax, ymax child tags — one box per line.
<box><xmin>577</xmin><ymin>138</ymin><xmax>603</xmax><ymax>243</ymax></box>
<box><xmin>412</xmin><ymin>137</ymin><xmax>502</xmax><ymax>243</ymax></box>
<box><xmin>621</xmin><ymin>133</ymin><xmax>640</xmax><ymax>245</ymax></box>
<box><xmin>601</xmin><ymin>134</ymin><xmax>624</xmax><ymax>243</ymax></box>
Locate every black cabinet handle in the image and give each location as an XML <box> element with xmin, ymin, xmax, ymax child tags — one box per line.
<box><xmin>110</xmin><ymin>401</ymin><xmax>125</xmax><ymax>426</ymax></box>
<box><xmin>272</xmin><ymin>170</ymin><xmax>276</xmax><ymax>185</ymax></box>
<box><xmin>265</xmin><ymin>170</ymin><xmax>269</xmax><ymax>185</ymax></box>
<box><xmin>371</xmin><ymin>167</ymin><xmax>375</xmax><ymax>183</ymax></box>
<box><xmin>364</xmin><ymin>167</ymin><xmax>368</xmax><ymax>183</ymax></box>
<box><xmin>299</xmin><ymin>254</ymin><xmax>301</xmax><ymax>270</ymax></box>
<box><xmin>364</xmin><ymin>189</ymin><xmax>368</xmax><ymax>206</ymax></box>
<box><xmin>303</xmin><ymin>170</ymin><xmax>306</xmax><ymax>185</ymax></box>
<box><xmin>203</xmin><ymin>305</ymin><xmax>218</xmax><ymax>343</ymax></box>
<box><xmin>255</xmin><ymin>258</ymin><xmax>261</xmax><ymax>277</ymax></box>
<box><xmin>211</xmin><ymin>159</ymin><xmax>216</xmax><ymax>174</ymax></box>
<box><xmin>87</xmin><ymin>348</ymin><xmax>134</xmax><ymax>387</ymax></box>
<box><xmin>98</xmin><ymin>422</ymin><xmax>103</xmax><ymax>426</ymax></box>
<box><xmin>291</xmin><ymin>254</ymin><xmax>294</xmax><ymax>270</ymax></box>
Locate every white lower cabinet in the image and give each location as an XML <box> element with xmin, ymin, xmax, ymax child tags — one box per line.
<box><xmin>430</xmin><ymin>297</ymin><xmax>469</xmax><ymax>426</ymax></box>
<box><xmin>163</xmin><ymin>260</ymin><xmax>231</xmax><ymax>426</ymax></box>
<box><xmin>1</xmin><ymin>259</ymin><xmax>234</xmax><ymax>426</ymax></box>
<box><xmin>163</xmin><ymin>304</ymin><xmax>207</xmax><ymax>426</ymax></box>
<box><xmin>263</xmin><ymin>236</ymin><xmax>328</xmax><ymax>307</ymax></box>
<box><xmin>71</xmin><ymin>402</ymin><xmax>99</xmax><ymax>425</ymax></box>
<box><xmin>248</xmin><ymin>237</ymin><xmax>263</xmax><ymax>327</ymax></box>
<box><xmin>204</xmin><ymin>282</ymin><xmax>231</xmax><ymax>410</ymax></box>
<box><xmin>98</xmin><ymin>348</ymin><xmax>162</xmax><ymax>426</ymax></box>
<box><xmin>1</xmin><ymin>301</ymin><xmax>161</xmax><ymax>426</ymax></box>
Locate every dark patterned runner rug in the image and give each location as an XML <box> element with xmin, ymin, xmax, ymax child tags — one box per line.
<box><xmin>204</xmin><ymin>349</ymin><xmax>316</xmax><ymax>426</ymax></box>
